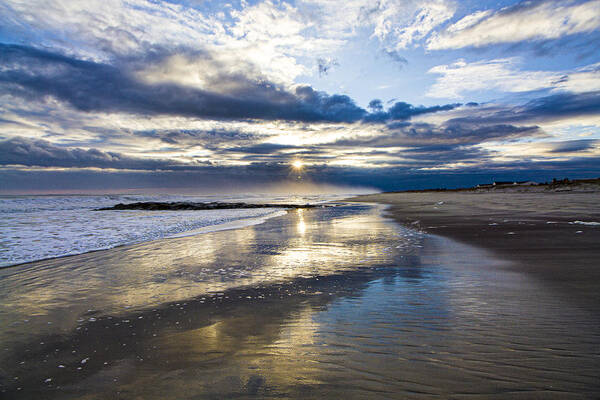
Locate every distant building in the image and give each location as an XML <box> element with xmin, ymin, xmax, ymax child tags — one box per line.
<box><xmin>477</xmin><ymin>181</ymin><xmax>538</xmax><ymax>188</ymax></box>
<box><xmin>515</xmin><ymin>181</ymin><xmax>538</xmax><ymax>186</ymax></box>
<box><xmin>493</xmin><ymin>181</ymin><xmax>516</xmax><ymax>186</ymax></box>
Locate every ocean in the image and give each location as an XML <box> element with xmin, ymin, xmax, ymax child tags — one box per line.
<box><xmin>0</xmin><ymin>193</ymin><xmax>346</xmax><ymax>267</ymax></box>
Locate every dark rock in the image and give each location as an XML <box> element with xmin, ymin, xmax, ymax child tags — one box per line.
<box><xmin>95</xmin><ymin>201</ymin><xmax>327</xmax><ymax>211</ymax></box>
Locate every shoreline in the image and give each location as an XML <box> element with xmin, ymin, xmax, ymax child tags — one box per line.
<box><xmin>348</xmin><ymin>190</ymin><xmax>600</xmax><ymax>307</ymax></box>
<box><xmin>0</xmin><ymin>208</ymin><xmax>290</xmax><ymax>269</ymax></box>
<box><xmin>2</xmin><ymin>201</ymin><xmax>600</xmax><ymax>398</ymax></box>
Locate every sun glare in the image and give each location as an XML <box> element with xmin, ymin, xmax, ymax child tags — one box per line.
<box><xmin>292</xmin><ymin>160</ymin><xmax>303</xmax><ymax>170</ymax></box>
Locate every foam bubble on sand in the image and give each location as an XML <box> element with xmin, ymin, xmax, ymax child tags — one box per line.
<box><xmin>571</xmin><ymin>221</ymin><xmax>600</xmax><ymax>226</ymax></box>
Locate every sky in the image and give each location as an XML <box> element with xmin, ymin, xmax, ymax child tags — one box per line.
<box><xmin>1</xmin><ymin>0</ymin><xmax>600</xmax><ymax>193</ymax></box>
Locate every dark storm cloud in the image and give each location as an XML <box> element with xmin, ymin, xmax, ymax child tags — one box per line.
<box><xmin>516</xmin><ymin>91</ymin><xmax>600</xmax><ymax>121</ymax></box>
<box><xmin>0</xmin><ymin>118</ymin><xmax>552</xmax><ymax>180</ymax></box>
<box><xmin>363</xmin><ymin>102</ymin><xmax>461</xmax><ymax>123</ymax></box>
<box><xmin>448</xmin><ymin>92</ymin><xmax>600</xmax><ymax>126</ymax></box>
<box><xmin>461</xmin><ymin>156</ymin><xmax>600</xmax><ymax>173</ymax></box>
<box><xmin>331</xmin><ymin>123</ymin><xmax>542</xmax><ymax>148</ymax></box>
<box><xmin>230</xmin><ymin>143</ymin><xmax>301</xmax><ymax>154</ymax></box>
<box><xmin>368</xmin><ymin>99</ymin><xmax>384</xmax><ymax>112</ymax></box>
<box><xmin>236</xmin><ymin>151</ymin><xmax>335</xmax><ymax>164</ymax></box>
<box><xmin>548</xmin><ymin>139</ymin><xmax>598</xmax><ymax>153</ymax></box>
<box><xmin>0</xmin><ymin>136</ymin><xmax>208</xmax><ymax>170</ymax></box>
<box><xmin>400</xmin><ymin>144</ymin><xmax>492</xmax><ymax>162</ymax></box>
<box><xmin>0</xmin><ymin>44</ymin><xmax>361</xmax><ymax>123</ymax></box>
<box><xmin>135</xmin><ymin>129</ymin><xmax>259</xmax><ymax>147</ymax></box>
<box><xmin>388</xmin><ymin>102</ymin><xmax>461</xmax><ymax>120</ymax></box>
<box><xmin>285</xmin><ymin>144</ymin><xmax>493</xmax><ymax>169</ymax></box>
<box><xmin>0</xmin><ymin>43</ymin><xmax>461</xmax><ymax>124</ymax></box>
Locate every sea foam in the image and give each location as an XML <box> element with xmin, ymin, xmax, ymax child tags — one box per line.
<box><xmin>0</xmin><ymin>194</ymin><xmax>334</xmax><ymax>267</ymax></box>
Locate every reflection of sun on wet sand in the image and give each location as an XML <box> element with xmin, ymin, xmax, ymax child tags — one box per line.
<box><xmin>348</xmin><ymin>185</ymin><xmax>600</xmax><ymax>306</ymax></box>
<box><xmin>1</xmin><ymin>202</ymin><xmax>600</xmax><ymax>398</ymax></box>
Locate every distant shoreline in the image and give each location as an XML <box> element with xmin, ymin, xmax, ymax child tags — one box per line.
<box><xmin>376</xmin><ymin>177</ymin><xmax>600</xmax><ymax>194</ymax></box>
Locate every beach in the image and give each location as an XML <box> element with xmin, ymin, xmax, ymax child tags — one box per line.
<box><xmin>3</xmin><ymin>0</ymin><xmax>600</xmax><ymax>398</ymax></box>
<box><xmin>1</xmin><ymin>199</ymin><xmax>599</xmax><ymax>398</ymax></box>
<box><xmin>349</xmin><ymin>190</ymin><xmax>600</xmax><ymax>307</ymax></box>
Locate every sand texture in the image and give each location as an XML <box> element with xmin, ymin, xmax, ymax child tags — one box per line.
<box><xmin>349</xmin><ymin>191</ymin><xmax>600</xmax><ymax>306</ymax></box>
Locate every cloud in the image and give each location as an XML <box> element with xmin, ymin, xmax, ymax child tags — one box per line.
<box><xmin>0</xmin><ymin>0</ymin><xmax>347</xmax><ymax>85</ymax></box>
<box><xmin>0</xmin><ymin>44</ymin><xmax>363</xmax><ymax>123</ymax></box>
<box><xmin>517</xmin><ymin>91</ymin><xmax>600</xmax><ymax>122</ymax></box>
<box><xmin>392</xmin><ymin>1</ymin><xmax>455</xmax><ymax>49</ymax></box>
<box><xmin>0</xmin><ymin>118</ymin><xmax>547</xmax><ymax>174</ymax></box>
<box><xmin>135</xmin><ymin>129</ymin><xmax>259</xmax><ymax>147</ymax></box>
<box><xmin>317</xmin><ymin>57</ymin><xmax>339</xmax><ymax>76</ymax></box>
<box><xmin>229</xmin><ymin>143</ymin><xmax>301</xmax><ymax>155</ymax></box>
<box><xmin>446</xmin><ymin>91</ymin><xmax>600</xmax><ymax>126</ymax></box>
<box><xmin>0</xmin><ymin>44</ymin><xmax>462</xmax><ymax>125</ymax></box>
<box><xmin>0</xmin><ymin>136</ymin><xmax>205</xmax><ymax>170</ymax></box>
<box><xmin>427</xmin><ymin>0</ymin><xmax>600</xmax><ymax>50</ymax></box>
<box><xmin>548</xmin><ymin>139</ymin><xmax>599</xmax><ymax>153</ymax></box>
<box><xmin>427</xmin><ymin>58</ymin><xmax>600</xmax><ymax>98</ymax></box>
<box><xmin>370</xmin><ymin>0</ymin><xmax>455</xmax><ymax>50</ymax></box>
<box><xmin>368</xmin><ymin>99</ymin><xmax>384</xmax><ymax>113</ymax></box>
<box><xmin>298</xmin><ymin>0</ymin><xmax>455</xmax><ymax>53</ymax></box>
<box><xmin>0</xmin><ymin>0</ymin><xmax>221</xmax><ymax>58</ymax></box>
<box><xmin>0</xmin><ymin>0</ymin><xmax>597</xmax><ymax>194</ymax></box>
<box><xmin>4</xmin><ymin>156</ymin><xmax>599</xmax><ymax>193</ymax></box>
<box><xmin>330</xmin><ymin>122</ymin><xmax>542</xmax><ymax>148</ymax></box>
<box><xmin>387</xmin><ymin>102</ymin><xmax>461</xmax><ymax>120</ymax></box>
<box><xmin>382</xmin><ymin>50</ymin><xmax>408</xmax><ymax>67</ymax></box>
<box><xmin>462</xmin><ymin>156</ymin><xmax>600</xmax><ymax>173</ymax></box>
<box><xmin>364</xmin><ymin>102</ymin><xmax>461</xmax><ymax>122</ymax></box>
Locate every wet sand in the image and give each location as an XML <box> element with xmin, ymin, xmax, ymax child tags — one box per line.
<box><xmin>349</xmin><ymin>191</ymin><xmax>600</xmax><ymax>307</ymax></box>
<box><xmin>1</xmin><ymin>203</ymin><xmax>599</xmax><ymax>398</ymax></box>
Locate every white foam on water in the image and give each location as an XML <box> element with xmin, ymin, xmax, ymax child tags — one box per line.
<box><xmin>167</xmin><ymin>210</ymin><xmax>288</xmax><ymax>238</ymax></box>
<box><xmin>0</xmin><ymin>194</ymin><xmax>341</xmax><ymax>267</ymax></box>
<box><xmin>570</xmin><ymin>221</ymin><xmax>600</xmax><ymax>226</ymax></box>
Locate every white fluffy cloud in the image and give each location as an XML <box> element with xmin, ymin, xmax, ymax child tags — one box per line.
<box><xmin>0</xmin><ymin>0</ymin><xmax>222</xmax><ymax>58</ymax></box>
<box><xmin>291</xmin><ymin>0</ymin><xmax>456</xmax><ymax>51</ymax></box>
<box><xmin>372</xmin><ymin>0</ymin><xmax>455</xmax><ymax>50</ymax></box>
<box><xmin>0</xmin><ymin>0</ymin><xmax>459</xmax><ymax>85</ymax></box>
<box><xmin>427</xmin><ymin>0</ymin><xmax>600</xmax><ymax>50</ymax></box>
<box><xmin>0</xmin><ymin>0</ymin><xmax>341</xmax><ymax>85</ymax></box>
<box><xmin>427</xmin><ymin>58</ymin><xmax>600</xmax><ymax>98</ymax></box>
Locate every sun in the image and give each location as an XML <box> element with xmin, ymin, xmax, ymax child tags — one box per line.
<box><xmin>291</xmin><ymin>160</ymin><xmax>303</xmax><ymax>170</ymax></box>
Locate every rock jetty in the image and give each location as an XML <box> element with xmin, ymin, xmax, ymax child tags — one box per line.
<box><xmin>96</xmin><ymin>201</ymin><xmax>326</xmax><ymax>211</ymax></box>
